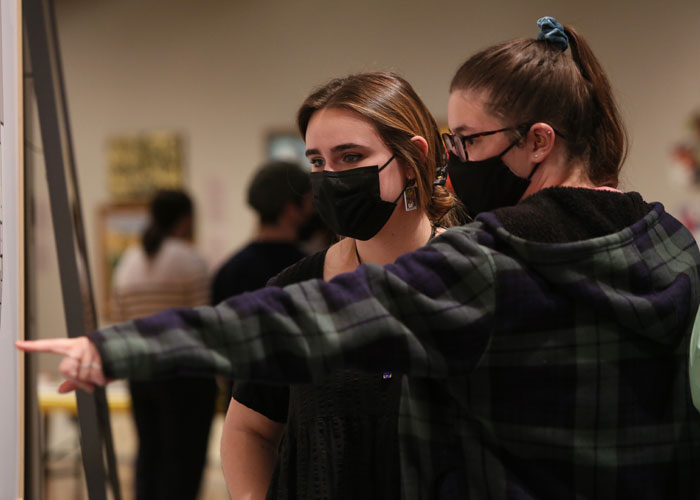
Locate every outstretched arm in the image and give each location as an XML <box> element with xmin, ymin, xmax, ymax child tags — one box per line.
<box><xmin>18</xmin><ymin>227</ymin><xmax>498</xmax><ymax>389</ymax></box>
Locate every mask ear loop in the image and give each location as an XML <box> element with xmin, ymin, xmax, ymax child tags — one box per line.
<box><xmin>377</xmin><ymin>154</ymin><xmax>396</xmax><ymax>172</ymax></box>
<box><xmin>527</xmin><ymin>161</ymin><xmax>542</xmax><ymax>180</ymax></box>
<box><xmin>497</xmin><ymin>138</ymin><xmax>521</xmax><ymax>159</ymax></box>
<box><xmin>377</xmin><ymin>154</ymin><xmax>409</xmax><ymax>206</ymax></box>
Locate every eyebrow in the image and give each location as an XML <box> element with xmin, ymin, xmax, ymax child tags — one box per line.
<box><xmin>305</xmin><ymin>143</ymin><xmax>366</xmax><ymax>157</ymax></box>
<box><xmin>451</xmin><ymin>125</ymin><xmax>472</xmax><ymax>135</ymax></box>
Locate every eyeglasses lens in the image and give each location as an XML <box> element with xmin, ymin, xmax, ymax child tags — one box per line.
<box><xmin>442</xmin><ymin>133</ymin><xmax>467</xmax><ymax>162</ymax></box>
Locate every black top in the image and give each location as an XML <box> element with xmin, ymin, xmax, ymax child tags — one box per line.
<box><xmin>211</xmin><ymin>241</ymin><xmax>306</xmax><ymax>305</ymax></box>
<box><xmin>233</xmin><ymin>249</ymin><xmax>402</xmax><ymax>500</ymax></box>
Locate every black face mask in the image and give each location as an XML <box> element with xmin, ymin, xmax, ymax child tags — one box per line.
<box><xmin>311</xmin><ymin>155</ymin><xmax>404</xmax><ymax>241</ymax></box>
<box><xmin>447</xmin><ymin>141</ymin><xmax>539</xmax><ymax>219</ymax></box>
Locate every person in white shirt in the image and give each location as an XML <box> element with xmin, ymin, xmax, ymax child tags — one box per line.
<box><xmin>110</xmin><ymin>190</ymin><xmax>215</xmax><ymax>500</ymax></box>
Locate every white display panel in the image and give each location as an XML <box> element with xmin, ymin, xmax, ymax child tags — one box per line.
<box><xmin>0</xmin><ymin>0</ymin><xmax>24</xmax><ymax>498</ymax></box>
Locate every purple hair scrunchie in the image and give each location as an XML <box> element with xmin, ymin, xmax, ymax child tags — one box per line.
<box><xmin>537</xmin><ymin>16</ymin><xmax>569</xmax><ymax>51</ymax></box>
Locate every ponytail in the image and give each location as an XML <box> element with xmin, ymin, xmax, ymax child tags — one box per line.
<box><xmin>142</xmin><ymin>225</ymin><xmax>167</xmax><ymax>258</ymax></box>
<box><xmin>141</xmin><ymin>190</ymin><xmax>193</xmax><ymax>259</ymax></box>
<box><xmin>429</xmin><ymin>183</ymin><xmax>469</xmax><ymax>227</ymax></box>
<box><xmin>565</xmin><ymin>25</ymin><xmax>627</xmax><ymax>186</ymax></box>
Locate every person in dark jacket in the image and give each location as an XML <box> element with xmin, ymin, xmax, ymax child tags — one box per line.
<box><xmin>210</xmin><ymin>160</ymin><xmax>312</xmax><ymax>307</ymax></box>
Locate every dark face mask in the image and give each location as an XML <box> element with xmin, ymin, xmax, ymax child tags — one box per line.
<box><xmin>447</xmin><ymin>141</ymin><xmax>539</xmax><ymax>219</ymax></box>
<box><xmin>311</xmin><ymin>155</ymin><xmax>404</xmax><ymax>241</ymax></box>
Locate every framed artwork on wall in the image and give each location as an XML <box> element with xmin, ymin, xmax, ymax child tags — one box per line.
<box><xmin>107</xmin><ymin>131</ymin><xmax>185</xmax><ymax>202</ymax></box>
<box><xmin>98</xmin><ymin>203</ymin><xmax>149</xmax><ymax>321</ymax></box>
<box><xmin>265</xmin><ymin>130</ymin><xmax>308</xmax><ymax>169</ymax></box>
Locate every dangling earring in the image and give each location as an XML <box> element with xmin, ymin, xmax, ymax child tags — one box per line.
<box><xmin>404</xmin><ymin>180</ymin><xmax>417</xmax><ymax>211</ymax></box>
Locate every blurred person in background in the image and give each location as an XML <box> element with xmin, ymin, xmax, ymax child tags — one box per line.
<box><xmin>110</xmin><ymin>189</ymin><xmax>216</xmax><ymax>500</ymax></box>
<box><xmin>210</xmin><ymin>160</ymin><xmax>312</xmax><ymax>306</ymax></box>
<box><xmin>210</xmin><ymin>160</ymin><xmax>312</xmax><ymax>416</ymax></box>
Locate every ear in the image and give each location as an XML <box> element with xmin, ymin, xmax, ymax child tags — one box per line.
<box><xmin>410</xmin><ymin>135</ymin><xmax>429</xmax><ymax>158</ymax></box>
<box><xmin>528</xmin><ymin>123</ymin><xmax>555</xmax><ymax>163</ymax></box>
<box><xmin>408</xmin><ymin>136</ymin><xmax>429</xmax><ymax>180</ymax></box>
<box><xmin>278</xmin><ymin>201</ymin><xmax>297</xmax><ymax>223</ymax></box>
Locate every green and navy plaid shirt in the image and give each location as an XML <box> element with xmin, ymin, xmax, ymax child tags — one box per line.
<box><xmin>91</xmin><ymin>189</ymin><xmax>700</xmax><ymax>499</ymax></box>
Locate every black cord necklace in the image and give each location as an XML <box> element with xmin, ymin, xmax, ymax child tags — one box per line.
<box><xmin>353</xmin><ymin>224</ymin><xmax>438</xmax><ymax>382</ymax></box>
<box><xmin>354</xmin><ymin>224</ymin><xmax>438</xmax><ymax>265</ymax></box>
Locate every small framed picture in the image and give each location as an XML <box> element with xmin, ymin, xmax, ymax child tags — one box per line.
<box><xmin>265</xmin><ymin>130</ymin><xmax>309</xmax><ymax>169</ymax></box>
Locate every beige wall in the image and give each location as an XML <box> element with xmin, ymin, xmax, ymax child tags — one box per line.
<box><xmin>30</xmin><ymin>0</ymin><xmax>700</xmax><ymax>358</ymax></box>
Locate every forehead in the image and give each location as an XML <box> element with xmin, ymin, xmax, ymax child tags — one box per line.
<box><xmin>305</xmin><ymin>107</ymin><xmax>383</xmax><ymax>145</ymax></box>
<box><xmin>447</xmin><ymin>89</ymin><xmax>503</xmax><ymax>133</ymax></box>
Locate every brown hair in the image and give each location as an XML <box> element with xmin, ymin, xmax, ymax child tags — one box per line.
<box><xmin>298</xmin><ymin>72</ymin><xmax>466</xmax><ymax>227</ymax></box>
<box><xmin>450</xmin><ymin>24</ymin><xmax>627</xmax><ymax>187</ymax></box>
<box><xmin>247</xmin><ymin>160</ymin><xmax>310</xmax><ymax>224</ymax></box>
<box><xmin>142</xmin><ymin>190</ymin><xmax>193</xmax><ymax>258</ymax></box>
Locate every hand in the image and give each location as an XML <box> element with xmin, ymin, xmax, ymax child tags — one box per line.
<box><xmin>16</xmin><ymin>337</ymin><xmax>108</xmax><ymax>393</ymax></box>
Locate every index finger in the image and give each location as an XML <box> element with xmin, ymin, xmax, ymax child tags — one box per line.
<box><xmin>15</xmin><ymin>339</ymin><xmax>76</xmax><ymax>356</ymax></box>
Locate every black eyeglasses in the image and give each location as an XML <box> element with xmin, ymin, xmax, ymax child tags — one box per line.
<box><xmin>442</xmin><ymin>126</ymin><xmax>523</xmax><ymax>162</ymax></box>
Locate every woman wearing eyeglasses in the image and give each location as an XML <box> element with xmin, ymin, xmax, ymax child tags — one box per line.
<box><xmin>18</xmin><ymin>17</ymin><xmax>700</xmax><ymax>499</ymax></box>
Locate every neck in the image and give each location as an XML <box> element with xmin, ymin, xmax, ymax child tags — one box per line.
<box><xmin>255</xmin><ymin>223</ymin><xmax>297</xmax><ymax>242</ymax></box>
<box><xmin>522</xmin><ymin>155</ymin><xmax>597</xmax><ymax>200</ymax></box>
<box><xmin>354</xmin><ymin>205</ymin><xmax>432</xmax><ymax>266</ymax></box>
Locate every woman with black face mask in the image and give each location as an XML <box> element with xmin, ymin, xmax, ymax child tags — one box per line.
<box><xmin>219</xmin><ymin>72</ymin><xmax>465</xmax><ymax>499</ymax></box>
<box><xmin>19</xmin><ymin>18</ymin><xmax>700</xmax><ymax>500</ymax></box>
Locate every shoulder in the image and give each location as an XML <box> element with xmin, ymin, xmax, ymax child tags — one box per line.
<box><xmin>116</xmin><ymin>245</ymin><xmax>143</xmax><ymax>266</ymax></box>
<box><xmin>269</xmin><ymin>249</ymin><xmax>327</xmax><ymax>287</ymax></box>
<box><xmin>112</xmin><ymin>245</ymin><xmax>145</xmax><ymax>282</ymax></box>
<box><xmin>160</xmin><ymin>238</ymin><xmax>207</xmax><ymax>276</ymax></box>
<box><xmin>214</xmin><ymin>244</ymin><xmax>254</xmax><ymax>275</ymax></box>
<box><xmin>485</xmin><ymin>187</ymin><xmax>653</xmax><ymax>243</ymax></box>
<box><xmin>425</xmin><ymin>223</ymin><xmax>498</xmax><ymax>262</ymax></box>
